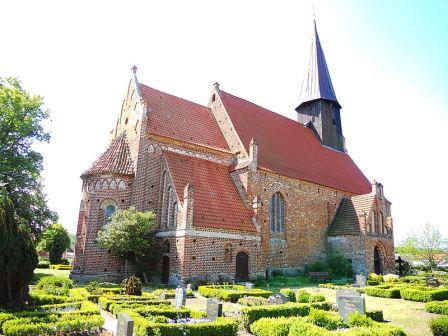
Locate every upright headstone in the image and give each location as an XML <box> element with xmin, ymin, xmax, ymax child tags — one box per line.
<box><xmin>426</xmin><ymin>277</ymin><xmax>440</xmax><ymax>288</ymax></box>
<box><xmin>159</xmin><ymin>292</ymin><xmax>166</xmax><ymax>300</ymax></box>
<box><xmin>116</xmin><ymin>313</ymin><xmax>134</xmax><ymax>336</ymax></box>
<box><xmin>175</xmin><ymin>286</ymin><xmax>186</xmax><ymax>308</ymax></box>
<box><xmin>356</xmin><ymin>274</ymin><xmax>367</xmax><ymax>287</ymax></box>
<box><xmin>186</xmin><ymin>283</ymin><xmax>192</xmax><ymax>291</ymax></box>
<box><xmin>206</xmin><ymin>298</ymin><xmax>223</xmax><ymax>321</ymax></box>
<box><xmin>336</xmin><ymin>290</ymin><xmax>365</xmax><ymax>321</ymax></box>
<box><xmin>245</xmin><ymin>282</ymin><xmax>254</xmax><ymax>290</ymax></box>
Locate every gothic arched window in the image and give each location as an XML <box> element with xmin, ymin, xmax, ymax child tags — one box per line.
<box><xmin>269</xmin><ymin>192</ymin><xmax>285</xmax><ymax>233</ymax></box>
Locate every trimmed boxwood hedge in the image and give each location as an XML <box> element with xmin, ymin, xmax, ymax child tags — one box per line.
<box><xmin>198</xmin><ymin>285</ymin><xmax>272</xmax><ymax>302</ymax></box>
<box><xmin>363</xmin><ymin>286</ymin><xmax>401</xmax><ymax>299</ymax></box>
<box><xmin>430</xmin><ymin>316</ymin><xmax>448</xmax><ymax>336</ymax></box>
<box><xmin>241</xmin><ymin>302</ymin><xmax>311</xmax><ymax>328</ymax></box>
<box><xmin>98</xmin><ymin>295</ymin><xmax>166</xmax><ymax>310</ymax></box>
<box><xmin>426</xmin><ymin>301</ymin><xmax>448</xmax><ymax>315</ymax></box>
<box><xmin>400</xmin><ymin>287</ymin><xmax>448</xmax><ymax>302</ymax></box>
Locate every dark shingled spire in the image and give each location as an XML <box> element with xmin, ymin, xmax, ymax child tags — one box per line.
<box><xmin>297</xmin><ymin>20</ymin><xmax>340</xmax><ymax>108</ymax></box>
<box><xmin>82</xmin><ymin>132</ymin><xmax>134</xmax><ymax>177</ymax></box>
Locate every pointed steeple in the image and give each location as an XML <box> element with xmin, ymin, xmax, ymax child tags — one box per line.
<box><xmin>297</xmin><ymin>20</ymin><xmax>340</xmax><ymax>108</ymax></box>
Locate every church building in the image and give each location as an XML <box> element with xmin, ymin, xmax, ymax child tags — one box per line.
<box><xmin>71</xmin><ymin>23</ymin><xmax>395</xmax><ymax>284</ymax></box>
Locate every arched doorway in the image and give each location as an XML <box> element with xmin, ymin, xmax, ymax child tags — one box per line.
<box><xmin>235</xmin><ymin>251</ymin><xmax>249</xmax><ymax>282</ymax></box>
<box><xmin>374</xmin><ymin>246</ymin><xmax>383</xmax><ymax>275</ymax></box>
<box><xmin>161</xmin><ymin>256</ymin><xmax>170</xmax><ymax>284</ymax></box>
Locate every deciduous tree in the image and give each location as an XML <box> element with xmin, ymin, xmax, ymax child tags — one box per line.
<box><xmin>37</xmin><ymin>224</ymin><xmax>71</xmax><ymax>264</ymax></box>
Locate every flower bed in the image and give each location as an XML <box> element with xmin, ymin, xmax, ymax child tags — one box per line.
<box><xmin>198</xmin><ymin>285</ymin><xmax>272</xmax><ymax>302</ymax></box>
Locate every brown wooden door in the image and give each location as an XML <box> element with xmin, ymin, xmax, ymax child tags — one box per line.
<box><xmin>161</xmin><ymin>256</ymin><xmax>170</xmax><ymax>284</ymax></box>
<box><xmin>235</xmin><ymin>251</ymin><xmax>249</xmax><ymax>282</ymax></box>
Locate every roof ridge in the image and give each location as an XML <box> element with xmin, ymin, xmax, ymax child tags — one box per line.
<box><xmin>140</xmin><ymin>82</ymin><xmax>209</xmax><ymax>110</ymax></box>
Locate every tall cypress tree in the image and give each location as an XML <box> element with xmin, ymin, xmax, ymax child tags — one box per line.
<box><xmin>0</xmin><ymin>188</ymin><xmax>38</xmax><ymax>308</ymax></box>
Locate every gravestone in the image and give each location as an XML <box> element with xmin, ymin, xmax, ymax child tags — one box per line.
<box><xmin>245</xmin><ymin>282</ymin><xmax>254</xmax><ymax>290</ymax></box>
<box><xmin>116</xmin><ymin>312</ymin><xmax>134</xmax><ymax>336</ymax></box>
<box><xmin>268</xmin><ymin>293</ymin><xmax>289</xmax><ymax>304</ymax></box>
<box><xmin>159</xmin><ymin>292</ymin><xmax>166</xmax><ymax>300</ymax></box>
<box><xmin>206</xmin><ymin>298</ymin><xmax>223</xmax><ymax>321</ymax></box>
<box><xmin>186</xmin><ymin>283</ymin><xmax>192</xmax><ymax>291</ymax></box>
<box><xmin>426</xmin><ymin>277</ymin><xmax>440</xmax><ymax>288</ymax></box>
<box><xmin>356</xmin><ymin>275</ymin><xmax>367</xmax><ymax>287</ymax></box>
<box><xmin>175</xmin><ymin>286</ymin><xmax>186</xmax><ymax>308</ymax></box>
<box><xmin>336</xmin><ymin>290</ymin><xmax>365</xmax><ymax>321</ymax></box>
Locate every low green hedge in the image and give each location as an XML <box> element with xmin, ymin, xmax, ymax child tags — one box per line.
<box><xmin>251</xmin><ymin>315</ymin><xmax>405</xmax><ymax>336</ymax></box>
<box><xmin>238</xmin><ymin>296</ymin><xmax>269</xmax><ymax>306</ymax></box>
<box><xmin>36</xmin><ymin>260</ymin><xmax>50</xmax><ymax>269</ymax></box>
<box><xmin>363</xmin><ymin>286</ymin><xmax>401</xmax><ymax>299</ymax></box>
<box><xmin>151</xmin><ymin>288</ymin><xmax>194</xmax><ymax>298</ymax></box>
<box><xmin>400</xmin><ymin>288</ymin><xmax>448</xmax><ymax>302</ymax></box>
<box><xmin>35</xmin><ymin>276</ymin><xmax>73</xmax><ymax>296</ymax></box>
<box><xmin>430</xmin><ymin>316</ymin><xmax>448</xmax><ymax>336</ymax></box>
<box><xmin>241</xmin><ymin>302</ymin><xmax>311</xmax><ymax>328</ymax></box>
<box><xmin>113</xmin><ymin>303</ymin><xmax>193</xmax><ymax>319</ymax></box>
<box><xmin>1</xmin><ymin>313</ymin><xmax>104</xmax><ymax>336</ymax></box>
<box><xmin>98</xmin><ymin>295</ymin><xmax>166</xmax><ymax>310</ymax></box>
<box><xmin>131</xmin><ymin>313</ymin><xmax>238</xmax><ymax>336</ymax></box>
<box><xmin>366</xmin><ymin>310</ymin><xmax>384</xmax><ymax>322</ymax></box>
<box><xmin>426</xmin><ymin>301</ymin><xmax>448</xmax><ymax>315</ymax></box>
<box><xmin>296</xmin><ymin>290</ymin><xmax>326</xmax><ymax>303</ymax></box>
<box><xmin>198</xmin><ymin>285</ymin><xmax>272</xmax><ymax>302</ymax></box>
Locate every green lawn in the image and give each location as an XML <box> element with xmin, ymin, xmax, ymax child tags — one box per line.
<box><xmin>33</xmin><ymin>268</ymin><xmax>70</xmax><ymax>284</ymax></box>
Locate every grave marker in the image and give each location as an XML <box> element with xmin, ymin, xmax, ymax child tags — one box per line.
<box><xmin>116</xmin><ymin>313</ymin><xmax>133</xmax><ymax>336</ymax></box>
<box><xmin>206</xmin><ymin>298</ymin><xmax>223</xmax><ymax>321</ymax></box>
<box><xmin>336</xmin><ymin>290</ymin><xmax>365</xmax><ymax>321</ymax></box>
<box><xmin>175</xmin><ymin>286</ymin><xmax>186</xmax><ymax>308</ymax></box>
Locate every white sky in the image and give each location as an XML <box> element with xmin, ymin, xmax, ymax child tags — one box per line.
<box><xmin>1</xmin><ymin>1</ymin><xmax>447</xmax><ymax>242</ymax></box>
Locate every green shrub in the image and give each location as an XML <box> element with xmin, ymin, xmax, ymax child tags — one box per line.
<box><xmin>241</xmin><ymin>302</ymin><xmax>310</xmax><ymax>328</ymax></box>
<box><xmin>288</xmin><ymin>318</ymin><xmax>330</xmax><ymax>335</ymax></box>
<box><xmin>426</xmin><ymin>301</ymin><xmax>448</xmax><ymax>315</ymax></box>
<box><xmin>363</xmin><ymin>286</ymin><xmax>401</xmax><ymax>299</ymax></box>
<box><xmin>347</xmin><ymin>311</ymin><xmax>375</xmax><ymax>327</ymax></box>
<box><xmin>36</xmin><ymin>276</ymin><xmax>73</xmax><ymax>296</ymax></box>
<box><xmin>327</xmin><ymin>252</ymin><xmax>353</xmax><ymax>278</ymax></box>
<box><xmin>98</xmin><ymin>295</ymin><xmax>166</xmax><ymax>310</ymax></box>
<box><xmin>383</xmin><ymin>274</ymin><xmax>399</xmax><ymax>283</ymax></box>
<box><xmin>400</xmin><ymin>288</ymin><xmax>448</xmax><ymax>302</ymax></box>
<box><xmin>29</xmin><ymin>291</ymin><xmax>76</xmax><ymax>305</ymax></box>
<box><xmin>399</xmin><ymin>276</ymin><xmax>426</xmax><ymax>284</ymax></box>
<box><xmin>1</xmin><ymin>313</ymin><xmax>104</xmax><ymax>336</ymax></box>
<box><xmin>366</xmin><ymin>310</ymin><xmax>384</xmax><ymax>322</ymax></box>
<box><xmin>85</xmin><ymin>281</ymin><xmax>103</xmax><ymax>295</ymax></box>
<box><xmin>151</xmin><ymin>288</ymin><xmax>194</xmax><ymax>298</ymax></box>
<box><xmin>122</xmin><ymin>275</ymin><xmax>143</xmax><ymax>296</ymax></box>
<box><xmin>368</xmin><ymin>273</ymin><xmax>383</xmax><ymax>282</ymax></box>
<box><xmin>238</xmin><ymin>296</ymin><xmax>269</xmax><ymax>306</ymax></box>
<box><xmin>36</xmin><ymin>260</ymin><xmax>50</xmax><ymax>269</ymax></box>
<box><xmin>367</xmin><ymin>280</ymin><xmax>379</xmax><ymax>286</ymax></box>
<box><xmin>310</xmin><ymin>302</ymin><xmax>332</xmax><ymax>311</ymax></box>
<box><xmin>133</xmin><ymin>316</ymin><xmax>238</xmax><ymax>336</ymax></box>
<box><xmin>305</xmin><ymin>261</ymin><xmax>329</xmax><ymax>274</ymax></box>
<box><xmin>308</xmin><ymin>308</ymin><xmax>345</xmax><ymax>330</ymax></box>
<box><xmin>250</xmin><ymin>317</ymin><xmax>302</xmax><ymax>336</ymax></box>
<box><xmin>280</xmin><ymin>288</ymin><xmax>295</xmax><ymax>301</ymax></box>
<box><xmin>198</xmin><ymin>285</ymin><xmax>272</xmax><ymax>302</ymax></box>
<box><xmin>310</xmin><ymin>294</ymin><xmax>326</xmax><ymax>303</ymax></box>
<box><xmin>296</xmin><ymin>290</ymin><xmax>311</xmax><ymax>303</ymax></box>
<box><xmin>430</xmin><ymin>316</ymin><xmax>448</xmax><ymax>336</ymax></box>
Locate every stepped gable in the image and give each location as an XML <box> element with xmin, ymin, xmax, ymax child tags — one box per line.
<box><xmin>163</xmin><ymin>150</ymin><xmax>256</xmax><ymax>233</ymax></box>
<box><xmin>82</xmin><ymin>132</ymin><xmax>134</xmax><ymax>177</ymax></box>
<box><xmin>140</xmin><ymin>83</ymin><xmax>229</xmax><ymax>151</ymax></box>
<box><xmin>219</xmin><ymin>90</ymin><xmax>371</xmax><ymax>195</ymax></box>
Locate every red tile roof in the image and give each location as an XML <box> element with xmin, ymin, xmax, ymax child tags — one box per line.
<box><xmin>83</xmin><ymin>132</ymin><xmax>134</xmax><ymax>177</ymax></box>
<box><xmin>163</xmin><ymin>151</ymin><xmax>257</xmax><ymax>233</ymax></box>
<box><xmin>219</xmin><ymin>91</ymin><xmax>371</xmax><ymax>195</ymax></box>
<box><xmin>140</xmin><ymin>84</ymin><xmax>229</xmax><ymax>151</ymax></box>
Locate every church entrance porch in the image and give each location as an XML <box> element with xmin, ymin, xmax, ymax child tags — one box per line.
<box><xmin>235</xmin><ymin>251</ymin><xmax>249</xmax><ymax>282</ymax></box>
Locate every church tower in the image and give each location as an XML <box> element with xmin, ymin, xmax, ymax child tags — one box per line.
<box><xmin>296</xmin><ymin>21</ymin><xmax>345</xmax><ymax>152</ymax></box>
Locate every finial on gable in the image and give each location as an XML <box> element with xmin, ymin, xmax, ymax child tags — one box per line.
<box><xmin>213</xmin><ymin>82</ymin><xmax>220</xmax><ymax>91</ymax></box>
<box><xmin>131</xmin><ymin>65</ymin><xmax>138</xmax><ymax>74</ymax></box>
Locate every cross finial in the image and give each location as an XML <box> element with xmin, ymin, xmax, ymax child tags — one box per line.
<box><xmin>131</xmin><ymin>65</ymin><xmax>138</xmax><ymax>74</ymax></box>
